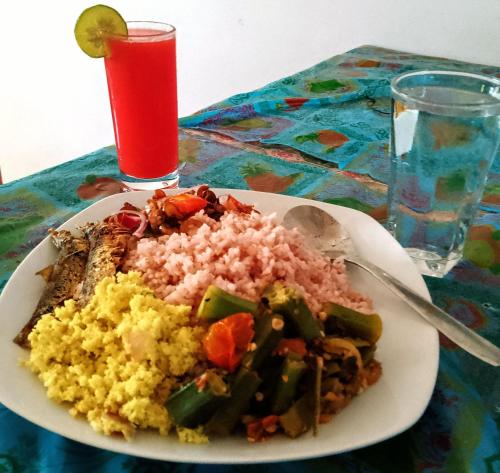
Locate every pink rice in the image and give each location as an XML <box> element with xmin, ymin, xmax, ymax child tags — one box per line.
<box><xmin>123</xmin><ymin>211</ymin><xmax>372</xmax><ymax>315</ymax></box>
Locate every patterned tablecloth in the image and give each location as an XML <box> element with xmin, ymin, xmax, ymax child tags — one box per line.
<box><xmin>1</xmin><ymin>45</ymin><xmax>499</xmax><ymax>473</ymax></box>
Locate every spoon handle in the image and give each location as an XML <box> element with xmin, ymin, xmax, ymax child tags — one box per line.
<box><xmin>344</xmin><ymin>256</ymin><xmax>500</xmax><ymax>367</ymax></box>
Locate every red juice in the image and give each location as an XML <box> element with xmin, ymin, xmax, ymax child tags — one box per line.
<box><xmin>104</xmin><ymin>25</ymin><xmax>178</xmax><ymax>179</ymax></box>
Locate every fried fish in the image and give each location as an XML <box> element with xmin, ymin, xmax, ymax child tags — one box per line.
<box><xmin>78</xmin><ymin>222</ymin><xmax>131</xmax><ymax>306</ymax></box>
<box><xmin>13</xmin><ymin>230</ymin><xmax>89</xmax><ymax>348</ymax></box>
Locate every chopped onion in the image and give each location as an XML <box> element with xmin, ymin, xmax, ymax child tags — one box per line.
<box><xmin>108</xmin><ymin>209</ymin><xmax>148</xmax><ymax>237</ymax></box>
<box><xmin>132</xmin><ymin>211</ymin><xmax>148</xmax><ymax>238</ymax></box>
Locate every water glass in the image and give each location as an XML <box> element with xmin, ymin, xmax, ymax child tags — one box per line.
<box><xmin>387</xmin><ymin>70</ymin><xmax>500</xmax><ymax>277</ymax></box>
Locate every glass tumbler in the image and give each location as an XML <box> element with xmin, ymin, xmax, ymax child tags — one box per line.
<box><xmin>104</xmin><ymin>22</ymin><xmax>179</xmax><ymax>189</ymax></box>
<box><xmin>387</xmin><ymin>70</ymin><xmax>500</xmax><ymax>277</ymax></box>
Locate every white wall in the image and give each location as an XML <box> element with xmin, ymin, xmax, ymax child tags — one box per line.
<box><xmin>1</xmin><ymin>0</ymin><xmax>499</xmax><ymax>182</ymax></box>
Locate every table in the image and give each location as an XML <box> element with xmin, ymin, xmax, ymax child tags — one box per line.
<box><xmin>0</xmin><ymin>45</ymin><xmax>499</xmax><ymax>473</ymax></box>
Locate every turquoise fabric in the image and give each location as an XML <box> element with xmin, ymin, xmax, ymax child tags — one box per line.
<box><xmin>1</xmin><ymin>46</ymin><xmax>499</xmax><ymax>473</ymax></box>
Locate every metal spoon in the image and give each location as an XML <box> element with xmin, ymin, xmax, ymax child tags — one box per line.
<box><xmin>283</xmin><ymin>204</ymin><xmax>500</xmax><ymax>367</ymax></box>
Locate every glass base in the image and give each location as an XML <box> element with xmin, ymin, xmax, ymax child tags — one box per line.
<box><xmin>405</xmin><ymin>248</ymin><xmax>461</xmax><ymax>278</ymax></box>
<box><xmin>119</xmin><ymin>169</ymin><xmax>179</xmax><ymax>191</ymax></box>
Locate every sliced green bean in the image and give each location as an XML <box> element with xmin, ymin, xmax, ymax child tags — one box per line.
<box><xmin>166</xmin><ymin>371</ymin><xmax>229</xmax><ymax>428</ymax></box>
<box><xmin>197</xmin><ymin>285</ymin><xmax>258</xmax><ymax>321</ymax></box>
<box><xmin>324</xmin><ymin>302</ymin><xmax>382</xmax><ymax>343</ymax></box>
<box><xmin>205</xmin><ymin>368</ymin><xmax>262</xmax><ymax>436</ymax></box>
<box><xmin>242</xmin><ymin>313</ymin><xmax>284</xmax><ymax>371</ymax></box>
<box><xmin>270</xmin><ymin>356</ymin><xmax>307</xmax><ymax>415</ymax></box>
<box><xmin>279</xmin><ymin>391</ymin><xmax>315</xmax><ymax>439</ymax></box>
<box><xmin>263</xmin><ymin>283</ymin><xmax>321</xmax><ymax>341</ymax></box>
<box><xmin>313</xmin><ymin>356</ymin><xmax>322</xmax><ymax>435</ymax></box>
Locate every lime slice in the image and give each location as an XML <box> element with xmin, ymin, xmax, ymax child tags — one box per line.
<box><xmin>74</xmin><ymin>4</ymin><xmax>127</xmax><ymax>58</ymax></box>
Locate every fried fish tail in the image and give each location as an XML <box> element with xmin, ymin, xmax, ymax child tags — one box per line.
<box><xmin>13</xmin><ymin>230</ymin><xmax>89</xmax><ymax>349</ymax></box>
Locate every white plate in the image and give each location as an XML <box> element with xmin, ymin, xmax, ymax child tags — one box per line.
<box><xmin>0</xmin><ymin>189</ymin><xmax>439</xmax><ymax>464</ymax></box>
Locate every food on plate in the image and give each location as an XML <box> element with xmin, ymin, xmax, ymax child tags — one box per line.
<box><xmin>13</xmin><ymin>223</ymin><xmax>131</xmax><ymax>348</ymax></box>
<box><xmin>17</xmin><ymin>186</ymin><xmax>383</xmax><ymax>444</ymax></box>
<box><xmin>197</xmin><ymin>285</ymin><xmax>258</xmax><ymax>321</ymax></box>
<box><xmin>79</xmin><ymin>222</ymin><xmax>131</xmax><ymax>305</ymax></box>
<box><xmin>13</xmin><ymin>230</ymin><xmax>89</xmax><ymax>348</ymax></box>
<box><xmin>24</xmin><ymin>272</ymin><xmax>206</xmax><ymax>442</ymax></box>
<box><xmin>123</xmin><ymin>195</ymin><xmax>371</xmax><ymax>315</ymax></box>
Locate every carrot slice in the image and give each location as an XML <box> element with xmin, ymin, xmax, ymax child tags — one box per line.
<box><xmin>204</xmin><ymin>313</ymin><xmax>254</xmax><ymax>371</ymax></box>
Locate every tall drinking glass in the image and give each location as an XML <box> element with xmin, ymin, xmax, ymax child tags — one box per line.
<box><xmin>387</xmin><ymin>71</ymin><xmax>500</xmax><ymax>277</ymax></box>
<box><xmin>104</xmin><ymin>22</ymin><xmax>179</xmax><ymax>189</ymax></box>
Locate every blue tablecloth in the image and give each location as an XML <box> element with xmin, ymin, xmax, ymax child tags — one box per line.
<box><xmin>1</xmin><ymin>45</ymin><xmax>499</xmax><ymax>473</ymax></box>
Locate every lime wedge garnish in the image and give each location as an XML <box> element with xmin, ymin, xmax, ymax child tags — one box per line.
<box><xmin>74</xmin><ymin>4</ymin><xmax>127</xmax><ymax>58</ymax></box>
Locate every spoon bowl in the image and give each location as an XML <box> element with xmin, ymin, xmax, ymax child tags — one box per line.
<box><xmin>283</xmin><ymin>204</ymin><xmax>500</xmax><ymax>367</ymax></box>
<box><xmin>283</xmin><ymin>205</ymin><xmax>355</xmax><ymax>257</ymax></box>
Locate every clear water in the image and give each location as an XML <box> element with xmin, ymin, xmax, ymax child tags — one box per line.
<box><xmin>387</xmin><ymin>86</ymin><xmax>500</xmax><ymax>277</ymax></box>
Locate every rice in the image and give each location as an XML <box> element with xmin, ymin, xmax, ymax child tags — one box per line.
<box><xmin>123</xmin><ymin>211</ymin><xmax>372</xmax><ymax>315</ymax></box>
